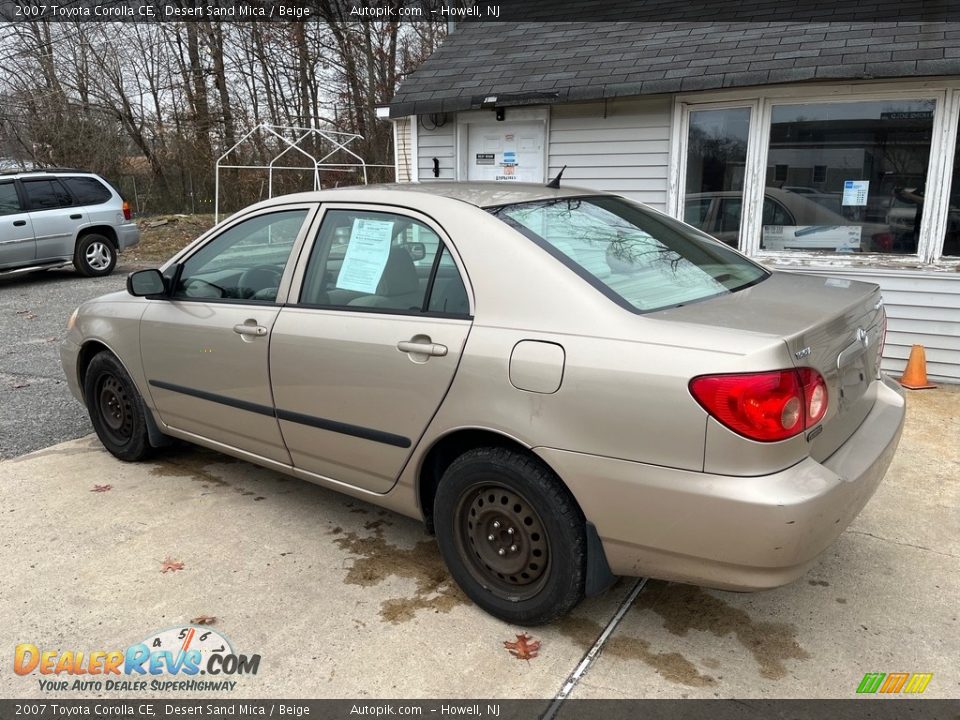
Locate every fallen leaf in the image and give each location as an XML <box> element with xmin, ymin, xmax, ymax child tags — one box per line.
<box><xmin>503</xmin><ymin>633</ymin><xmax>541</xmax><ymax>661</ymax></box>
<box><xmin>91</xmin><ymin>484</ymin><xmax>112</xmax><ymax>493</ymax></box>
<box><xmin>190</xmin><ymin>615</ymin><xmax>216</xmax><ymax>625</ymax></box>
<box><xmin>46</xmin><ymin>336</ymin><xmax>58</xmax><ymax>343</ymax></box>
<box><xmin>10</xmin><ymin>383</ymin><xmax>30</xmax><ymax>390</ymax></box>
<box><xmin>161</xmin><ymin>557</ymin><xmax>185</xmax><ymax>574</ymax></box>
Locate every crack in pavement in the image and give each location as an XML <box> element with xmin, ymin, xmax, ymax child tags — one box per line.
<box><xmin>845</xmin><ymin>529</ymin><xmax>960</xmax><ymax>561</ymax></box>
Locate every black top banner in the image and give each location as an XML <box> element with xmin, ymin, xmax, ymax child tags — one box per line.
<box><xmin>2</xmin><ymin>0</ymin><xmax>960</xmax><ymax>23</ymax></box>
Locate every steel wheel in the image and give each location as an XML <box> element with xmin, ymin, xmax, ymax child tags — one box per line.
<box><xmin>455</xmin><ymin>481</ymin><xmax>551</xmax><ymax>601</ymax></box>
<box><xmin>96</xmin><ymin>373</ymin><xmax>134</xmax><ymax>445</ymax></box>
<box><xmin>435</xmin><ymin>447</ymin><xmax>588</xmax><ymax>624</ymax></box>
<box><xmin>84</xmin><ymin>352</ymin><xmax>154</xmax><ymax>461</ymax></box>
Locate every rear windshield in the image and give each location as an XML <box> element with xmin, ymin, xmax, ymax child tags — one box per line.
<box><xmin>489</xmin><ymin>196</ymin><xmax>769</xmax><ymax>313</ymax></box>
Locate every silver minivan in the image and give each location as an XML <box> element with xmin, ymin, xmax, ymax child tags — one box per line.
<box><xmin>0</xmin><ymin>169</ymin><xmax>139</xmax><ymax>277</ymax></box>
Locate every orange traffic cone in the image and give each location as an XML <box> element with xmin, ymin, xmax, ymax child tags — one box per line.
<box><xmin>899</xmin><ymin>344</ymin><xmax>936</xmax><ymax>390</ymax></box>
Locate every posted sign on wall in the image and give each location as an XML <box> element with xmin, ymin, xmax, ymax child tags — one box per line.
<box><xmin>467</xmin><ymin>122</ymin><xmax>545</xmax><ymax>183</ymax></box>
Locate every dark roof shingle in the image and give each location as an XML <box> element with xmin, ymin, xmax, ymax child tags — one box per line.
<box><xmin>389</xmin><ymin>22</ymin><xmax>960</xmax><ymax>117</ymax></box>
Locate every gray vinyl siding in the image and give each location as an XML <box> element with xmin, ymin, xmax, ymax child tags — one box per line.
<box><xmin>786</xmin><ymin>268</ymin><xmax>960</xmax><ymax>383</ymax></box>
<box><xmin>548</xmin><ymin>98</ymin><xmax>673</xmax><ymax>211</ymax></box>
<box><xmin>416</xmin><ymin>118</ymin><xmax>456</xmax><ymax>181</ymax></box>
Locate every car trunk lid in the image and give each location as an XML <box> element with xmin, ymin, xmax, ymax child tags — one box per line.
<box><xmin>655</xmin><ymin>271</ymin><xmax>884</xmax><ymax>461</ymax></box>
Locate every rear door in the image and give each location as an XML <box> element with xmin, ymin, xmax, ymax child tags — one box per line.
<box><xmin>22</xmin><ymin>177</ymin><xmax>82</xmax><ymax>260</ymax></box>
<box><xmin>0</xmin><ymin>180</ymin><xmax>35</xmax><ymax>267</ymax></box>
<box><xmin>141</xmin><ymin>205</ymin><xmax>315</xmax><ymax>464</ymax></box>
<box><xmin>271</xmin><ymin>205</ymin><xmax>473</xmax><ymax>493</ymax></box>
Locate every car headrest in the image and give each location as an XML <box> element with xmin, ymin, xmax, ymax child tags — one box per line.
<box><xmin>377</xmin><ymin>246</ymin><xmax>420</xmax><ymax>297</ymax></box>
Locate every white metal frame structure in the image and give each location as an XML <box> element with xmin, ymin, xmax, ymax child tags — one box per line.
<box><xmin>215</xmin><ymin>123</ymin><xmax>392</xmax><ymax>223</ymax></box>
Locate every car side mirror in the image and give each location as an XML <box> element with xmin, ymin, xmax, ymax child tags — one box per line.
<box><xmin>127</xmin><ymin>269</ymin><xmax>166</xmax><ymax>298</ymax></box>
<box><xmin>405</xmin><ymin>242</ymin><xmax>426</xmax><ymax>261</ymax></box>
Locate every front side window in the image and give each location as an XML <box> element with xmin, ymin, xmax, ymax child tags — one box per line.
<box><xmin>23</xmin><ymin>179</ymin><xmax>73</xmax><ymax>210</ymax></box>
<box><xmin>763</xmin><ymin>99</ymin><xmax>935</xmax><ymax>254</ymax></box>
<box><xmin>0</xmin><ymin>182</ymin><xmax>21</xmax><ymax>216</ymax></box>
<box><xmin>492</xmin><ymin>196</ymin><xmax>768</xmax><ymax>313</ymax></box>
<box><xmin>300</xmin><ymin>209</ymin><xmax>467</xmax><ymax>315</ymax></box>
<box><xmin>173</xmin><ymin>209</ymin><xmax>307</xmax><ymax>302</ymax></box>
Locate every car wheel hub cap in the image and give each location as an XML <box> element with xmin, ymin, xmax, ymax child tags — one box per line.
<box><xmin>459</xmin><ymin>484</ymin><xmax>549</xmax><ymax>595</ymax></box>
<box><xmin>86</xmin><ymin>242</ymin><xmax>111</xmax><ymax>270</ymax></box>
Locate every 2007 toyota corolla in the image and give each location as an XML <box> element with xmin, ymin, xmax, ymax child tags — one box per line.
<box><xmin>61</xmin><ymin>182</ymin><xmax>905</xmax><ymax>625</ymax></box>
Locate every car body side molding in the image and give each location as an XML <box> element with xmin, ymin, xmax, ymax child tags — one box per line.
<box><xmin>147</xmin><ymin>379</ymin><xmax>411</xmax><ymax>449</ymax></box>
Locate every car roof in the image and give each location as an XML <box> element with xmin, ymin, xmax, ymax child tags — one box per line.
<box><xmin>276</xmin><ymin>181</ymin><xmax>611</xmax><ymax>209</ymax></box>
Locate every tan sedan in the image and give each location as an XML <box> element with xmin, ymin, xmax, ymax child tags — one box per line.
<box><xmin>61</xmin><ymin>183</ymin><xmax>905</xmax><ymax>624</ymax></box>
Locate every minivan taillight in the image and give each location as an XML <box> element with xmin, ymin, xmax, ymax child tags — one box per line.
<box><xmin>122</xmin><ymin>200</ymin><xmax>132</xmax><ymax>221</ymax></box>
<box><xmin>689</xmin><ymin>368</ymin><xmax>828</xmax><ymax>442</ymax></box>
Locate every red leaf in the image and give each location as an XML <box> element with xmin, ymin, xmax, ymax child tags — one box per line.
<box><xmin>161</xmin><ymin>557</ymin><xmax>185</xmax><ymax>574</ymax></box>
<box><xmin>503</xmin><ymin>633</ymin><xmax>541</xmax><ymax>661</ymax></box>
<box><xmin>190</xmin><ymin>615</ymin><xmax>216</xmax><ymax>625</ymax></box>
<box><xmin>91</xmin><ymin>484</ymin><xmax>112</xmax><ymax>493</ymax></box>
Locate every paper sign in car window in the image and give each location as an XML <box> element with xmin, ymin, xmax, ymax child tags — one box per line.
<box><xmin>335</xmin><ymin>218</ymin><xmax>395</xmax><ymax>293</ymax></box>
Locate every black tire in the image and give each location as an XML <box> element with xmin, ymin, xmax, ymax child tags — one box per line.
<box><xmin>74</xmin><ymin>233</ymin><xmax>117</xmax><ymax>277</ymax></box>
<box><xmin>83</xmin><ymin>352</ymin><xmax>153</xmax><ymax>462</ymax></box>
<box><xmin>434</xmin><ymin>447</ymin><xmax>586</xmax><ymax>625</ymax></box>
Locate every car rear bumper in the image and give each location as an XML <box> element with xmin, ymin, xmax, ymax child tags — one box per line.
<box><xmin>116</xmin><ymin>223</ymin><xmax>140</xmax><ymax>251</ymax></box>
<box><xmin>535</xmin><ymin>374</ymin><xmax>906</xmax><ymax>590</ymax></box>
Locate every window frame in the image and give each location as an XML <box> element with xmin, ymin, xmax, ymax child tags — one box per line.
<box><xmin>287</xmin><ymin>202</ymin><xmax>475</xmax><ymax>320</ymax></box>
<box><xmin>672</xmin><ymin>99</ymin><xmax>761</xmax><ymax>252</ymax></box>
<box><xmin>0</xmin><ymin>180</ymin><xmax>24</xmax><ymax>216</ymax></box>
<box><xmin>21</xmin><ymin>177</ymin><xmax>74</xmax><ymax>212</ymax></box>
<box><xmin>162</xmin><ymin>202</ymin><xmax>318</xmax><ymax>307</ymax></box>
<box><xmin>672</xmin><ymin>79</ymin><xmax>960</xmax><ymax>270</ymax></box>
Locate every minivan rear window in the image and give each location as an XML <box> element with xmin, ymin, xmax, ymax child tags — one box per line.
<box><xmin>489</xmin><ymin>196</ymin><xmax>769</xmax><ymax>313</ymax></box>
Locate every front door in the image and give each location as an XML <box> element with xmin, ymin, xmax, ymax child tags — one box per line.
<box><xmin>0</xmin><ymin>180</ymin><xmax>34</xmax><ymax>268</ymax></box>
<box><xmin>271</xmin><ymin>206</ymin><xmax>473</xmax><ymax>493</ymax></box>
<box><xmin>141</xmin><ymin>206</ymin><xmax>314</xmax><ymax>464</ymax></box>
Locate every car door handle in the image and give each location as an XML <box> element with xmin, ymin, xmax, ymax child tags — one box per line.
<box><xmin>233</xmin><ymin>322</ymin><xmax>268</xmax><ymax>337</ymax></box>
<box><xmin>397</xmin><ymin>340</ymin><xmax>447</xmax><ymax>357</ymax></box>
<box><xmin>70</xmin><ymin>214</ymin><xmax>82</xmax><ymax>220</ymax></box>
<box><xmin>13</xmin><ymin>220</ymin><xmax>26</xmax><ymax>227</ymax></box>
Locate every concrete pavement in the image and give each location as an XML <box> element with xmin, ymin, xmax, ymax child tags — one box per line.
<box><xmin>0</xmin><ymin>387</ymin><xmax>957</xmax><ymax>700</ymax></box>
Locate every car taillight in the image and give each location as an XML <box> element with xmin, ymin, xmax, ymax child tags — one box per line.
<box><xmin>122</xmin><ymin>200</ymin><xmax>132</xmax><ymax>221</ymax></box>
<box><xmin>689</xmin><ymin>368</ymin><xmax>828</xmax><ymax>443</ymax></box>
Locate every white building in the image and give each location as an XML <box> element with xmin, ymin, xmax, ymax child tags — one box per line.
<box><xmin>389</xmin><ymin>21</ymin><xmax>960</xmax><ymax>382</ymax></box>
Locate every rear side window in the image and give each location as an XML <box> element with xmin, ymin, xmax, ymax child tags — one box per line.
<box><xmin>0</xmin><ymin>182</ymin><xmax>21</xmax><ymax>216</ymax></box>
<box><xmin>22</xmin><ymin>179</ymin><xmax>73</xmax><ymax>210</ymax></box>
<box><xmin>490</xmin><ymin>196</ymin><xmax>769</xmax><ymax>313</ymax></box>
<box><xmin>63</xmin><ymin>177</ymin><xmax>112</xmax><ymax>205</ymax></box>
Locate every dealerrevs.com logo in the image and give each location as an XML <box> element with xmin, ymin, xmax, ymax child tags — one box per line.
<box><xmin>14</xmin><ymin>626</ymin><xmax>260</xmax><ymax>693</ymax></box>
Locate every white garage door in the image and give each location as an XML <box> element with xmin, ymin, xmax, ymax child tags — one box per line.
<box><xmin>467</xmin><ymin>122</ymin><xmax>545</xmax><ymax>183</ymax></box>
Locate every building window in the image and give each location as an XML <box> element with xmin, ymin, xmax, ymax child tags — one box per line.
<box><xmin>683</xmin><ymin>107</ymin><xmax>750</xmax><ymax>249</ymax></box>
<box><xmin>940</xmin><ymin>117</ymin><xmax>960</xmax><ymax>258</ymax></box>
<box><xmin>762</xmin><ymin>99</ymin><xmax>935</xmax><ymax>255</ymax></box>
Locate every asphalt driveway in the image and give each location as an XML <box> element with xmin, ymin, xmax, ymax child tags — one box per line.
<box><xmin>0</xmin><ymin>266</ymin><xmax>134</xmax><ymax>458</ymax></box>
<box><xmin>0</xmin><ymin>387</ymin><xmax>957</xmax><ymax>701</ymax></box>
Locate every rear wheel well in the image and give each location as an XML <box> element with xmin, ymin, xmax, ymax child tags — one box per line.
<box><xmin>418</xmin><ymin>430</ymin><xmax>547</xmax><ymax>533</ymax></box>
<box><xmin>78</xmin><ymin>225</ymin><xmax>117</xmax><ymax>249</ymax></box>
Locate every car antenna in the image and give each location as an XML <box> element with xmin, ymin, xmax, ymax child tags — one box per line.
<box><xmin>546</xmin><ymin>166</ymin><xmax>567</xmax><ymax>189</ymax></box>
